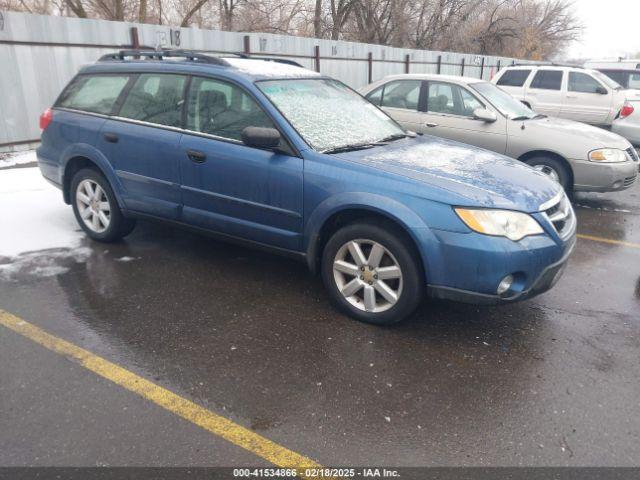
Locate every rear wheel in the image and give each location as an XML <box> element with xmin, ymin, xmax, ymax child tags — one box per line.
<box><xmin>525</xmin><ymin>155</ymin><xmax>571</xmax><ymax>191</ymax></box>
<box><xmin>321</xmin><ymin>222</ymin><xmax>423</xmax><ymax>325</ymax></box>
<box><xmin>71</xmin><ymin>168</ymin><xmax>136</xmax><ymax>242</ymax></box>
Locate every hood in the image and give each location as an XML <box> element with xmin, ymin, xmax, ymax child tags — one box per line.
<box><xmin>336</xmin><ymin>136</ymin><xmax>561</xmax><ymax>213</ymax></box>
<box><xmin>521</xmin><ymin>116</ymin><xmax>631</xmax><ymax>149</ymax></box>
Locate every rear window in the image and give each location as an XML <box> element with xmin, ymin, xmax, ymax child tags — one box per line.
<box><xmin>496</xmin><ymin>69</ymin><xmax>531</xmax><ymax>87</ymax></box>
<box><xmin>119</xmin><ymin>74</ymin><xmax>187</xmax><ymax>128</ymax></box>
<box><xmin>530</xmin><ymin>70</ymin><xmax>563</xmax><ymax>90</ymax></box>
<box><xmin>57</xmin><ymin>75</ymin><xmax>129</xmax><ymax>115</ymax></box>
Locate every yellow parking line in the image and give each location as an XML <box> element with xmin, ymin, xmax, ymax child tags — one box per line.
<box><xmin>577</xmin><ymin>234</ymin><xmax>640</xmax><ymax>249</ymax></box>
<box><xmin>0</xmin><ymin>309</ymin><xmax>321</xmax><ymax>472</ymax></box>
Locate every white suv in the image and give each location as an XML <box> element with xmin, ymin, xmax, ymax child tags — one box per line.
<box><xmin>491</xmin><ymin>65</ymin><xmax>627</xmax><ymax>127</ymax></box>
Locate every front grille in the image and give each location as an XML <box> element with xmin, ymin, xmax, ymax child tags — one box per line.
<box><xmin>626</xmin><ymin>147</ymin><xmax>639</xmax><ymax>162</ymax></box>
<box><xmin>624</xmin><ymin>174</ymin><xmax>637</xmax><ymax>187</ymax></box>
<box><xmin>541</xmin><ymin>192</ymin><xmax>575</xmax><ymax>240</ymax></box>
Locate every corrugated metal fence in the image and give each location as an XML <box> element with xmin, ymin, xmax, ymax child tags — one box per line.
<box><xmin>0</xmin><ymin>10</ymin><xmax>524</xmax><ymax>151</ymax></box>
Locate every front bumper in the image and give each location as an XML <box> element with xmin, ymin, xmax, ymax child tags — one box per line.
<box><xmin>427</xmin><ymin>235</ymin><xmax>575</xmax><ymax>304</ymax></box>
<box><xmin>572</xmin><ymin>158</ymin><xmax>638</xmax><ymax>192</ymax></box>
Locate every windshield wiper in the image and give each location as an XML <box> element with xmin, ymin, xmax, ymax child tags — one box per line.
<box><xmin>321</xmin><ymin>142</ymin><xmax>378</xmax><ymax>154</ymax></box>
<box><xmin>510</xmin><ymin>115</ymin><xmax>533</xmax><ymax>121</ymax></box>
<box><xmin>377</xmin><ymin>133</ymin><xmax>411</xmax><ymax>143</ymax></box>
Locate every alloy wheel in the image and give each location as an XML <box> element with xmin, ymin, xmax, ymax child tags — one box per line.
<box><xmin>76</xmin><ymin>179</ymin><xmax>111</xmax><ymax>233</ymax></box>
<box><xmin>532</xmin><ymin>164</ymin><xmax>560</xmax><ymax>183</ymax></box>
<box><xmin>332</xmin><ymin>239</ymin><xmax>403</xmax><ymax>313</ymax></box>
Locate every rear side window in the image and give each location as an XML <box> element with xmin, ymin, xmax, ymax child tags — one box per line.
<box><xmin>119</xmin><ymin>74</ymin><xmax>187</xmax><ymax>127</ymax></box>
<box><xmin>496</xmin><ymin>69</ymin><xmax>531</xmax><ymax>87</ymax></box>
<box><xmin>568</xmin><ymin>72</ymin><xmax>603</xmax><ymax>93</ymax></box>
<box><xmin>186</xmin><ymin>77</ymin><xmax>274</xmax><ymax>141</ymax></box>
<box><xmin>530</xmin><ymin>70</ymin><xmax>563</xmax><ymax>90</ymax></box>
<box><xmin>57</xmin><ymin>75</ymin><xmax>129</xmax><ymax>115</ymax></box>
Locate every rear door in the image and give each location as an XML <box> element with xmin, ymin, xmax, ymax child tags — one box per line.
<box><xmin>524</xmin><ymin>69</ymin><xmax>564</xmax><ymax>116</ymax></box>
<box><xmin>561</xmin><ymin>71</ymin><xmax>613</xmax><ymax>125</ymax></box>
<box><xmin>99</xmin><ymin>73</ymin><xmax>187</xmax><ymax>220</ymax></box>
<box><xmin>179</xmin><ymin>76</ymin><xmax>304</xmax><ymax>251</ymax></box>
<box><xmin>418</xmin><ymin>81</ymin><xmax>507</xmax><ymax>153</ymax></box>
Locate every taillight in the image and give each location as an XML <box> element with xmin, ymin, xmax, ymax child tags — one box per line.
<box><xmin>620</xmin><ymin>102</ymin><xmax>634</xmax><ymax>119</ymax></box>
<box><xmin>39</xmin><ymin>108</ymin><xmax>53</xmax><ymax>130</ymax></box>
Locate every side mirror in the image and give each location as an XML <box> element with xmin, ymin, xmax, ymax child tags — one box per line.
<box><xmin>241</xmin><ymin>127</ymin><xmax>281</xmax><ymax>150</ymax></box>
<box><xmin>596</xmin><ymin>86</ymin><xmax>608</xmax><ymax>95</ymax></box>
<box><xmin>473</xmin><ymin>108</ymin><xmax>498</xmax><ymax>123</ymax></box>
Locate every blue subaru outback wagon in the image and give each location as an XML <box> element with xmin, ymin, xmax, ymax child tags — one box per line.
<box><xmin>37</xmin><ymin>50</ymin><xmax>576</xmax><ymax>324</ymax></box>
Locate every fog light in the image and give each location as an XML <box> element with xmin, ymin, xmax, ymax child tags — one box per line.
<box><xmin>497</xmin><ymin>275</ymin><xmax>514</xmax><ymax>295</ymax></box>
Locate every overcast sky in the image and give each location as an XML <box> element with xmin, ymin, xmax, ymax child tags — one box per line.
<box><xmin>566</xmin><ymin>0</ymin><xmax>640</xmax><ymax>60</ymax></box>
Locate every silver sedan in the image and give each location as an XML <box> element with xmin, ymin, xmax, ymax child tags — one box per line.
<box><xmin>359</xmin><ymin>74</ymin><xmax>639</xmax><ymax>192</ymax></box>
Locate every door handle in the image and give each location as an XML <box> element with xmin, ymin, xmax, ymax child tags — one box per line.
<box><xmin>186</xmin><ymin>149</ymin><xmax>206</xmax><ymax>163</ymax></box>
<box><xmin>103</xmin><ymin>133</ymin><xmax>119</xmax><ymax>143</ymax></box>
<box><xmin>425</xmin><ymin>122</ymin><xmax>439</xmax><ymax>128</ymax></box>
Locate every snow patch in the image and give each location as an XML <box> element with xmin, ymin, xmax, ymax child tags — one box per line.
<box><xmin>115</xmin><ymin>256</ymin><xmax>137</xmax><ymax>262</ymax></box>
<box><xmin>224</xmin><ymin>58</ymin><xmax>319</xmax><ymax>78</ymax></box>
<box><xmin>0</xmin><ymin>167</ymin><xmax>85</xmax><ymax>257</ymax></box>
<box><xmin>0</xmin><ymin>150</ymin><xmax>37</xmax><ymax>168</ymax></box>
<box><xmin>0</xmin><ymin>247</ymin><xmax>91</xmax><ymax>280</ymax></box>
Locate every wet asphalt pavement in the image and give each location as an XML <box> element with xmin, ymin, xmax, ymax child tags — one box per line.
<box><xmin>1</xmin><ymin>180</ymin><xmax>639</xmax><ymax>468</ymax></box>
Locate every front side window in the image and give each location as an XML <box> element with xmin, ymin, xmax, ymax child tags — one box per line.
<box><xmin>426</xmin><ymin>82</ymin><xmax>482</xmax><ymax>117</ymax></box>
<box><xmin>378</xmin><ymin>80</ymin><xmax>422</xmax><ymax>110</ymax></box>
<box><xmin>530</xmin><ymin>70</ymin><xmax>563</xmax><ymax>90</ymax></box>
<box><xmin>258</xmin><ymin>78</ymin><xmax>404</xmax><ymax>152</ymax></box>
<box><xmin>426</xmin><ymin>83</ymin><xmax>456</xmax><ymax>114</ymax></box>
<box><xmin>568</xmin><ymin>72</ymin><xmax>604</xmax><ymax>94</ymax></box>
<box><xmin>459</xmin><ymin>88</ymin><xmax>483</xmax><ymax>116</ymax></box>
<box><xmin>496</xmin><ymin>69</ymin><xmax>531</xmax><ymax>87</ymax></box>
<box><xmin>186</xmin><ymin>77</ymin><xmax>274</xmax><ymax>141</ymax></box>
<box><xmin>119</xmin><ymin>74</ymin><xmax>186</xmax><ymax>127</ymax></box>
<box><xmin>629</xmin><ymin>73</ymin><xmax>640</xmax><ymax>89</ymax></box>
<box><xmin>57</xmin><ymin>75</ymin><xmax>129</xmax><ymax>115</ymax></box>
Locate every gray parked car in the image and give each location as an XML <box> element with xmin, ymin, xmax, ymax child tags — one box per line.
<box><xmin>359</xmin><ymin>74</ymin><xmax>639</xmax><ymax>192</ymax></box>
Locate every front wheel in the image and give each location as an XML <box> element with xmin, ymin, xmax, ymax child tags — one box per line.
<box><xmin>321</xmin><ymin>222</ymin><xmax>424</xmax><ymax>325</ymax></box>
<box><xmin>525</xmin><ymin>155</ymin><xmax>571</xmax><ymax>191</ymax></box>
<box><xmin>71</xmin><ymin>168</ymin><xmax>136</xmax><ymax>242</ymax></box>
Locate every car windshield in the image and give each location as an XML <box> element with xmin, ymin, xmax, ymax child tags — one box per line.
<box><xmin>471</xmin><ymin>81</ymin><xmax>537</xmax><ymax>120</ymax></box>
<box><xmin>257</xmin><ymin>78</ymin><xmax>406</xmax><ymax>152</ymax></box>
<box><xmin>591</xmin><ymin>70</ymin><xmax>623</xmax><ymax>90</ymax></box>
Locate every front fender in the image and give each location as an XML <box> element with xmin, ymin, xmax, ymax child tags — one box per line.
<box><xmin>60</xmin><ymin>144</ymin><xmax>125</xmax><ymax>208</ymax></box>
<box><xmin>304</xmin><ymin>192</ymin><xmax>439</xmax><ymax>280</ymax></box>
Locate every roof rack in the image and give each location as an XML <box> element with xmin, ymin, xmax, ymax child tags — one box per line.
<box><xmin>233</xmin><ymin>54</ymin><xmax>304</xmax><ymax>68</ymax></box>
<box><xmin>98</xmin><ymin>49</ymin><xmax>230</xmax><ymax>66</ymax></box>
<box><xmin>512</xmin><ymin>62</ymin><xmax>584</xmax><ymax>69</ymax></box>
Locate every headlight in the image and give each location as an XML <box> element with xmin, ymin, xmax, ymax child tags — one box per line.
<box><xmin>588</xmin><ymin>148</ymin><xmax>627</xmax><ymax>163</ymax></box>
<box><xmin>455</xmin><ymin>208</ymin><xmax>543</xmax><ymax>241</ymax></box>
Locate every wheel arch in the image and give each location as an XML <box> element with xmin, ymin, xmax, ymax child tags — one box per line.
<box><xmin>61</xmin><ymin>146</ymin><xmax>124</xmax><ymax>207</ymax></box>
<box><xmin>304</xmin><ymin>194</ymin><xmax>434</xmax><ymax>281</ymax></box>
<box><xmin>518</xmin><ymin>150</ymin><xmax>574</xmax><ymax>189</ymax></box>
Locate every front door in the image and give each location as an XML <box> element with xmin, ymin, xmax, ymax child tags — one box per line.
<box><xmin>179</xmin><ymin>76</ymin><xmax>304</xmax><ymax>251</ymax></box>
<box><xmin>417</xmin><ymin>81</ymin><xmax>507</xmax><ymax>154</ymax></box>
<box><xmin>561</xmin><ymin>71</ymin><xmax>612</xmax><ymax>125</ymax></box>
<box><xmin>99</xmin><ymin>73</ymin><xmax>187</xmax><ymax>220</ymax></box>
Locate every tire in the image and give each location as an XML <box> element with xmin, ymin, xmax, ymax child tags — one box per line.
<box><xmin>321</xmin><ymin>221</ymin><xmax>424</xmax><ymax>325</ymax></box>
<box><xmin>70</xmin><ymin>167</ymin><xmax>136</xmax><ymax>242</ymax></box>
<box><xmin>524</xmin><ymin>155</ymin><xmax>571</xmax><ymax>191</ymax></box>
